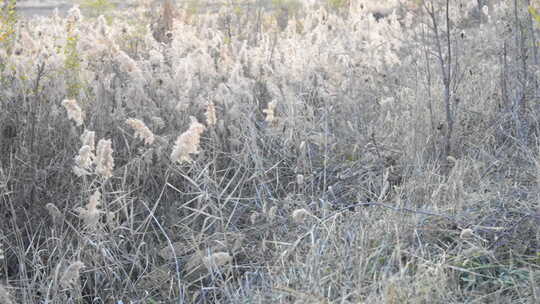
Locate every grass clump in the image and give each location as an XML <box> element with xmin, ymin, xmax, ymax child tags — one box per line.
<box><xmin>0</xmin><ymin>0</ymin><xmax>538</xmax><ymax>303</ymax></box>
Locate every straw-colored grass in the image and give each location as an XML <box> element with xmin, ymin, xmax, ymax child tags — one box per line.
<box><xmin>0</xmin><ymin>0</ymin><xmax>538</xmax><ymax>303</ymax></box>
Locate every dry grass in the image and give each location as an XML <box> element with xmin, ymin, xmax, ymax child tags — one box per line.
<box><xmin>0</xmin><ymin>0</ymin><xmax>538</xmax><ymax>303</ymax></box>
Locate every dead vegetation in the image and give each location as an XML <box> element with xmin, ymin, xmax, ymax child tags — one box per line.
<box><xmin>0</xmin><ymin>0</ymin><xmax>539</xmax><ymax>303</ymax></box>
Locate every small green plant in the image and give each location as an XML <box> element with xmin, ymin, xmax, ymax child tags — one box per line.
<box><xmin>271</xmin><ymin>0</ymin><xmax>302</xmax><ymax>12</ymax></box>
<box><xmin>224</xmin><ymin>0</ymin><xmax>245</xmax><ymax>18</ymax></box>
<box><xmin>271</xmin><ymin>0</ymin><xmax>302</xmax><ymax>30</ymax></box>
<box><xmin>0</xmin><ymin>0</ymin><xmax>17</xmax><ymax>52</ymax></box>
<box><xmin>0</xmin><ymin>0</ymin><xmax>17</xmax><ymax>81</ymax></box>
<box><xmin>326</xmin><ymin>0</ymin><xmax>349</xmax><ymax>10</ymax></box>
<box><xmin>121</xmin><ymin>17</ymin><xmax>150</xmax><ymax>58</ymax></box>
<box><xmin>186</xmin><ymin>0</ymin><xmax>201</xmax><ymax>16</ymax></box>
<box><xmin>326</xmin><ymin>0</ymin><xmax>351</xmax><ymax>15</ymax></box>
<box><xmin>79</xmin><ymin>0</ymin><xmax>116</xmax><ymax>20</ymax></box>
<box><xmin>64</xmin><ymin>21</ymin><xmax>82</xmax><ymax>99</ymax></box>
<box><xmin>529</xmin><ymin>5</ymin><xmax>540</xmax><ymax>25</ymax></box>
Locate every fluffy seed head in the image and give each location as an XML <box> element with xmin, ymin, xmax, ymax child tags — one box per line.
<box><xmin>263</xmin><ymin>100</ymin><xmax>277</xmax><ymax>124</ymax></box>
<box><xmin>460</xmin><ymin>228</ymin><xmax>474</xmax><ymax>239</ymax></box>
<box><xmin>66</xmin><ymin>5</ymin><xmax>82</xmax><ymax>24</ymax></box>
<box><xmin>96</xmin><ymin>139</ymin><xmax>114</xmax><ymax>179</ymax></box>
<box><xmin>291</xmin><ymin>208</ymin><xmax>310</xmax><ymax>224</ymax></box>
<box><xmin>46</xmin><ymin>203</ymin><xmax>64</xmax><ymax>225</ymax></box>
<box><xmin>126</xmin><ymin>118</ymin><xmax>155</xmax><ymax>145</ymax></box>
<box><xmin>205</xmin><ymin>101</ymin><xmax>217</xmax><ymax>126</ymax></box>
<box><xmin>296</xmin><ymin>174</ymin><xmax>304</xmax><ymax>185</ymax></box>
<box><xmin>268</xmin><ymin>206</ymin><xmax>278</xmax><ymax>221</ymax></box>
<box><xmin>80</xmin><ymin>129</ymin><xmax>95</xmax><ymax>151</ymax></box>
<box><xmin>62</xmin><ymin>99</ymin><xmax>84</xmax><ymax>126</ymax></box>
<box><xmin>76</xmin><ymin>190</ymin><xmax>102</xmax><ymax>229</ymax></box>
<box><xmin>202</xmin><ymin>252</ymin><xmax>232</xmax><ymax>269</ymax></box>
<box><xmin>184</xmin><ymin>251</ymin><xmax>232</xmax><ymax>282</ymax></box>
<box><xmin>250</xmin><ymin>212</ymin><xmax>260</xmax><ymax>225</ymax></box>
<box><xmin>59</xmin><ymin>261</ymin><xmax>85</xmax><ymax>289</ymax></box>
<box><xmin>447</xmin><ymin>156</ymin><xmax>457</xmax><ymax>163</ymax></box>
<box><xmin>170</xmin><ymin>116</ymin><xmax>206</xmax><ymax>163</ymax></box>
<box><xmin>73</xmin><ymin>145</ymin><xmax>95</xmax><ymax>177</ymax></box>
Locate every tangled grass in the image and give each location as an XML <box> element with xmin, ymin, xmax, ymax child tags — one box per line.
<box><xmin>0</xmin><ymin>0</ymin><xmax>538</xmax><ymax>303</ymax></box>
